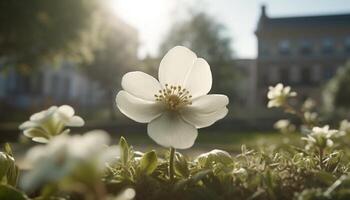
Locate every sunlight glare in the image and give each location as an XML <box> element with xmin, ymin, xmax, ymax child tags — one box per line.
<box><xmin>108</xmin><ymin>0</ymin><xmax>176</xmax><ymax>57</ymax></box>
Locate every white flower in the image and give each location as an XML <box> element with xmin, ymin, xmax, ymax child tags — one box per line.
<box><xmin>273</xmin><ymin>119</ymin><xmax>295</xmax><ymax>134</ymax></box>
<box><xmin>19</xmin><ymin>105</ymin><xmax>84</xmax><ymax>143</ymax></box>
<box><xmin>304</xmin><ymin>111</ymin><xmax>318</xmax><ymax>125</ymax></box>
<box><xmin>338</xmin><ymin>119</ymin><xmax>350</xmax><ymax>137</ymax></box>
<box><xmin>301</xmin><ymin>125</ymin><xmax>338</xmax><ymax>149</ymax></box>
<box><xmin>111</xmin><ymin>188</ymin><xmax>136</xmax><ymax>200</ymax></box>
<box><xmin>267</xmin><ymin>83</ymin><xmax>296</xmax><ymax>108</ymax></box>
<box><xmin>302</xmin><ymin>98</ymin><xmax>316</xmax><ymax>111</ymax></box>
<box><xmin>20</xmin><ymin>130</ymin><xmax>119</xmax><ymax>191</ymax></box>
<box><xmin>116</xmin><ymin>46</ymin><xmax>229</xmax><ymax>149</ymax></box>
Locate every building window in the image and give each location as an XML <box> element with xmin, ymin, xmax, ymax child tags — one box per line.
<box><xmin>268</xmin><ymin>66</ymin><xmax>279</xmax><ymax>84</ymax></box>
<box><xmin>51</xmin><ymin>74</ymin><xmax>61</xmax><ymax>99</ymax></box>
<box><xmin>31</xmin><ymin>72</ymin><xmax>43</xmax><ymax>95</ymax></box>
<box><xmin>15</xmin><ymin>74</ymin><xmax>31</xmax><ymax>94</ymax></box>
<box><xmin>301</xmin><ymin>67</ymin><xmax>311</xmax><ymax>85</ymax></box>
<box><xmin>311</xmin><ymin>65</ymin><xmax>321</xmax><ymax>83</ymax></box>
<box><xmin>279</xmin><ymin>40</ymin><xmax>290</xmax><ymax>55</ymax></box>
<box><xmin>290</xmin><ymin>67</ymin><xmax>300</xmax><ymax>84</ymax></box>
<box><xmin>259</xmin><ymin>42</ymin><xmax>270</xmax><ymax>56</ymax></box>
<box><xmin>299</xmin><ymin>39</ymin><xmax>312</xmax><ymax>55</ymax></box>
<box><xmin>323</xmin><ymin>66</ymin><xmax>335</xmax><ymax>80</ymax></box>
<box><xmin>280</xmin><ymin>68</ymin><xmax>290</xmax><ymax>84</ymax></box>
<box><xmin>345</xmin><ymin>37</ymin><xmax>350</xmax><ymax>53</ymax></box>
<box><xmin>322</xmin><ymin>37</ymin><xmax>334</xmax><ymax>54</ymax></box>
<box><xmin>62</xmin><ymin>76</ymin><xmax>71</xmax><ymax>99</ymax></box>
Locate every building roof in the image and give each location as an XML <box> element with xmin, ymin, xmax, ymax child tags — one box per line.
<box><xmin>256</xmin><ymin>5</ymin><xmax>350</xmax><ymax>32</ymax></box>
<box><xmin>268</xmin><ymin>14</ymin><xmax>350</xmax><ymax>26</ymax></box>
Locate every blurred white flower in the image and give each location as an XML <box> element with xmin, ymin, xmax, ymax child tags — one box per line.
<box><xmin>302</xmin><ymin>125</ymin><xmax>338</xmax><ymax>150</ymax></box>
<box><xmin>116</xmin><ymin>46</ymin><xmax>229</xmax><ymax>149</ymax></box>
<box><xmin>111</xmin><ymin>188</ymin><xmax>136</xmax><ymax>200</ymax></box>
<box><xmin>19</xmin><ymin>105</ymin><xmax>84</xmax><ymax>143</ymax></box>
<box><xmin>302</xmin><ymin>98</ymin><xmax>316</xmax><ymax>111</ymax></box>
<box><xmin>304</xmin><ymin>111</ymin><xmax>318</xmax><ymax>125</ymax></box>
<box><xmin>267</xmin><ymin>83</ymin><xmax>296</xmax><ymax>108</ymax></box>
<box><xmin>274</xmin><ymin>119</ymin><xmax>296</xmax><ymax>134</ymax></box>
<box><xmin>338</xmin><ymin>119</ymin><xmax>350</xmax><ymax>137</ymax></box>
<box><xmin>21</xmin><ymin>130</ymin><xmax>119</xmax><ymax>191</ymax></box>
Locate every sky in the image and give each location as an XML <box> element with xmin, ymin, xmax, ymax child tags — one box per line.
<box><xmin>110</xmin><ymin>0</ymin><xmax>350</xmax><ymax>59</ymax></box>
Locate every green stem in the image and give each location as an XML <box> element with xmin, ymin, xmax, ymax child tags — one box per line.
<box><xmin>169</xmin><ymin>147</ymin><xmax>175</xmax><ymax>182</ymax></box>
<box><xmin>283</xmin><ymin>103</ymin><xmax>313</xmax><ymax>129</ymax></box>
<box><xmin>319</xmin><ymin>147</ymin><xmax>324</xmax><ymax>169</ymax></box>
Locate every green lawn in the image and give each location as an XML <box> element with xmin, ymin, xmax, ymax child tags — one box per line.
<box><xmin>10</xmin><ymin>129</ymin><xmax>303</xmax><ymax>166</ymax></box>
<box><xmin>111</xmin><ymin>130</ymin><xmax>302</xmax><ymax>157</ymax></box>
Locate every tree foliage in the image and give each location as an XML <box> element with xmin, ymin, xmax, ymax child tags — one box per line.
<box><xmin>159</xmin><ymin>11</ymin><xmax>235</xmax><ymax>94</ymax></box>
<box><xmin>83</xmin><ymin>12</ymin><xmax>139</xmax><ymax>118</ymax></box>
<box><xmin>0</xmin><ymin>0</ymin><xmax>98</xmax><ymax>68</ymax></box>
<box><xmin>323</xmin><ymin>61</ymin><xmax>350</xmax><ymax>113</ymax></box>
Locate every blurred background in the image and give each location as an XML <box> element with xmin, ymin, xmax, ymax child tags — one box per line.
<box><xmin>1</xmin><ymin>0</ymin><xmax>350</xmax><ymax>151</ymax></box>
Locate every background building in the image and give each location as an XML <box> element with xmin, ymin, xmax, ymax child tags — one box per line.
<box><xmin>0</xmin><ymin>14</ymin><xmax>139</xmax><ymax>115</ymax></box>
<box><xmin>255</xmin><ymin>5</ymin><xmax>350</xmax><ymax>108</ymax></box>
<box><xmin>0</xmin><ymin>61</ymin><xmax>104</xmax><ymax>109</ymax></box>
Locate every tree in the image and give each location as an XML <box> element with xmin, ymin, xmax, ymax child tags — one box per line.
<box><xmin>0</xmin><ymin>0</ymin><xmax>98</xmax><ymax>68</ymax></box>
<box><xmin>159</xmin><ymin>11</ymin><xmax>236</xmax><ymax>95</ymax></box>
<box><xmin>323</xmin><ymin>61</ymin><xmax>350</xmax><ymax>113</ymax></box>
<box><xmin>83</xmin><ymin>12</ymin><xmax>139</xmax><ymax>119</ymax></box>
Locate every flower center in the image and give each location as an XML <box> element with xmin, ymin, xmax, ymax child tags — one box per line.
<box><xmin>154</xmin><ymin>84</ymin><xmax>192</xmax><ymax>111</ymax></box>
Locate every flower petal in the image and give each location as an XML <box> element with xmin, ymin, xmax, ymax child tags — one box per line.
<box><xmin>158</xmin><ymin>46</ymin><xmax>197</xmax><ymax>86</ymax></box>
<box><xmin>116</xmin><ymin>91</ymin><xmax>163</xmax><ymax>123</ymax></box>
<box><xmin>187</xmin><ymin>94</ymin><xmax>229</xmax><ymax>113</ymax></box>
<box><xmin>147</xmin><ymin>112</ymin><xmax>198</xmax><ymax>149</ymax></box>
<box><xmin>23</xmin><ymin>127</ymin><xmax>49</xmax><ymax>139</ymax></box>
<box><xmin>58</xmin><ymin>105</ymin><xmax>75</xmax><ymax>118</ymax></box>
<box><xmin>66</xmin><ymin>116</ymin><xmax>84</xmax><ymax>127</ymax></box>
<box><xmin>183</xmin><ymin>58</ymin><xmax>212</xmax><ymax>98</ymax></box>
<box><xmin>19</xmin><ymin>121</ymin><xmax>38</xmax><ymax>130</ymax></box>
<box><xmin>122</xmin><ymin>71</ymin><xmax>162</xmax><ymax>101</ymax></box>
<box><xmin>30</xmin><ymin>106</ymin><xmax>57</xmax><ymax>121</ymax></box>
<box><xmin>32</xmin><ymin>137</ymin><xmax>50</xmax><ymax>143</ymax></box>
<box><xmin>181</xmin><ymin>107</ymin><xmax>228</xmax><ymax>128</ymax></box>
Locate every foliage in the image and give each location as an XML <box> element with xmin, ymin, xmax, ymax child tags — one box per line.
<box><xmin>83</xmin><ymin>11</ymin><xmax>139</xmax><ymax>118</ymax></box>
<box><xmin>159</xmin><ymin>11</ymin><xmax>236</xmax><ymax>94</ymax></box>
<box><xmin>5</xmin><ymin>56</ymin><xmax>350</xmax><ymax>199</ymax></box>
<box><xmin>323</xmin><ymin>61</ymin><xmax>350</xmax><ymax>114</ymax></box>
<box><xmin>0</xmin><ymin>0</ymin><xmax>99</xmax><ymax>68</ymax></box>
<box><xmin>2</xmin><ymin>133</ymin><xmax>350</xmax><ymax>199</ymax></box>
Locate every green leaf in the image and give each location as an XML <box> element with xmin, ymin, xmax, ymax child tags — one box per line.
<box><xmin>119</xmin><ymin>136</ymin><xmax>130</xmax><ymax>166</ymax></box>
<box><xmin>6</xmin><ymin>164</ymin><xmax>19</xmax><ymax>187</ymax></box>
<box><xmin>174</xmin><ymin>152</ymin><xmax>189</xmax><ymax>178</ymax></box>
<box><xmin>191</xmin><ymin>169</ymin><xmax>212</xmax><ymax>183</ymax></box>
<box><xmin>0</xmin><ymin>184</ymin><xmax>28</xmax><ymax>200</ymax></box>
<box><xmin>197</xmin><ymin>149</ymin><xmax>233</xmax><ymax>168</ymax></box>
<box><xmin>4</xmin><ymin>143</ymin><xmax>13</xmax><ymax>156</ymax></box>
<box><xmin>140</xmin><ymin>151</ymin><xmax>157</xmax><ymax>175</ymax></box>
<box><xmin>313</xmin><ymin>171</ymin><xmax>336</xmax><ymax>186</ymax></box>
<box><xmin>0</xmin><ymin>153</ymin><xmax>10</xmax><ymax>181</ymax></box>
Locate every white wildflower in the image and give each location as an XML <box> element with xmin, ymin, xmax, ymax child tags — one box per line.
<box><xmin>116</xmin><ymin>46</ymin><xmax>229</xmax><ymax>149</ymax></box>
<box><xmin>20</xmin><ymin>130</ymin><xmax>119</xmax><ymax>191</ymax></box>
<box><xmin>338</xmin><ymin>119</ymin><xmax>350</xmax><ymax>137</ymax></box>
<box><xmin>302</xmin><ymin>125</ymin><xmax>338</xmax><ymax>150</ymax></box>
<box><xmin>304</xmin><ymin>111</ymin><xmax>318</xmax><ymax>125</ymax></box>
<box><xmin>112</xmin><ymin>188</ymin><xmax>136</xmax><ymax>200</ymax></box>
<box><xmin>267</xmin><ymin>83</ymin><xmax>296</xmax><ymax>108</ymax></box>
<box><xmin>274</xmin><ymin>119</ymin><xmax>296</xmax><ymax>134</ymax></box>
<box><xmin>302</xmin><ymin>98</ymin><xmax>316</xmax><ymax>111</ymax></box>
<box><xmin>19</xmin><ymin>105</ymin><xmax>84</xmax><ymax>143</ymax></box>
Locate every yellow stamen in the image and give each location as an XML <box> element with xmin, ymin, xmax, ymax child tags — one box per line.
<box><xmin>154</xmin><ymin>84</ymin><xmax>193</xmax><ymax>111</ymax></box>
